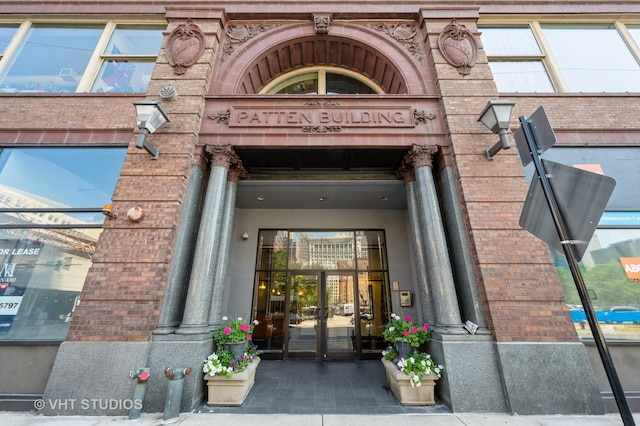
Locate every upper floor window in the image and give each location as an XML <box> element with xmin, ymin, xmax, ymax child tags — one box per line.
<box><xmin>0</xmin><ymin>22</ymin><xmax>163</xmax><ymax>94</ymax></box>
<box><xmin>0</xmin><ymin>26</ymin><xmax>18</xmax><ymax>60</ymax></box>
<box><xmin>261</xmin><ymin>67</ymin><xmax>383</xmax><ymax>95</ymax></box>
<box><xmin>480</xmin><ymin>22</ymin><xmax>640</xmax><ymax>93</ymax></box>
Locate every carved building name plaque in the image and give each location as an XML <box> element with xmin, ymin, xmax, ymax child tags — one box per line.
<box><xmin>219</xmin><ymin>106</ymin><xmax>416</xmax><ymax>128</ymax></box>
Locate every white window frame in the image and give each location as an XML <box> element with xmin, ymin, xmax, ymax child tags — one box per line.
<box><xmin>0</xmin><ymin>19</ymin><xmax>164</xmax><ymax>93</ymax></box>
<box><xmin>479</xmin><ymin>16</ymin><xmax>640</xmax><ymax>93</ymax></box>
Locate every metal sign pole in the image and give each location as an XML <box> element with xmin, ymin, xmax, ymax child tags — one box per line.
<box><xmin>519</xmin><ymin>115</ymin><xmax>635</xmax><ymax>426</ymax></box>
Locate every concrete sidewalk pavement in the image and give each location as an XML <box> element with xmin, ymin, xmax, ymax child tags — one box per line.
<box><xmin>2</xmin><ymin>412</ymin><xmax>639</xmax><ymax>426</ymax></box>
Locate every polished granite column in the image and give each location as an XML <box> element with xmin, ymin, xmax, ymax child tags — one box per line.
<box><xmin>208</xmin><ymin>156</ymin><xmax>246</xmax><ymax>329</ymax></box>
<box><xmin>397</xmin><ymin>161</ymin><xmax>435</xmax><ymax>325</ymax></box>
<box><xmin>176</xmin><ymin>145</ymin><xmax>234</xmax><ymax>334</ymax></box>
<box><xmin>404</xmin><ymin>144</ymin><xmax>464</xmax><ymax>333</ymax></box>
<box><xmin>439</xmin><ymin>163</ymin><xmax>489</xmax><ymax>333</ymax></box>
<box><xmin>154</xmin><ymin>156</ymin><xmax>206</xmax><ymax>335</ymax></box>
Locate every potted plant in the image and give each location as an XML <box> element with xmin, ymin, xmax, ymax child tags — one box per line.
<box><xmin>203</xmin><ymin>316</ymin><xmax>261</xmax><ymax>406</ymax></box>
<box><xmin>381</xmin><ymin>313</ymin><xmax>443</xmax><ymax>405</ymax></box>
<box><xmin>212</xmin><ymin>316</ymin><xmax>257</xmax><ymax>358</ymax></box>
<box><xmin>382</xmin><ymin>313</ymin><xmax>431</xmax><ymax>357</ymax></box>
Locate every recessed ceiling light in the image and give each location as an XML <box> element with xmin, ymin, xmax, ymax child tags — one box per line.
<box><xmin>257</xmin><ymin>196</ymin><xmax>264</xmax><ymax>201</ymax></box>
<box><xmin>318</xmin><ymin>196</ymin><xmax>327</xmax><ymax>201</ymax></box>
<box><xmin>381</xmin><ymin>196</ymin><xmax>389</xmax><ymax>201</ymax></box>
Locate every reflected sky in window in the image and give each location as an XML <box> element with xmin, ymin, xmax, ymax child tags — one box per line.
<box><xmin>0</xmin><ymin>148</ymin><xmax>126</xmax><ymax>207</ymax></box>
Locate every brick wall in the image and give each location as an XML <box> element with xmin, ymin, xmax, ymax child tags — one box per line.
<box><xmin>423</xmin><ymin>11</ymin><xmax>578</xmax><ymax>343</ymax></box>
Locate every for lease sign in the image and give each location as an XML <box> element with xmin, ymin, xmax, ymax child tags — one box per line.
<box><xmin>620</xmin><ymin>257</ymin><xmax>640</xmax><ymax>282</ymax></box>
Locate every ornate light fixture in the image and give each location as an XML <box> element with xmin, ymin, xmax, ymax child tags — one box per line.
<box><xmin>133</xmin><ymin>100</ymin><xmax>170</xmax><ymax>160</ymax></box>
<box><xmin>478</xmin><ymin>99</ymin><xmax>515</xmax><ymax>160</ymax></box>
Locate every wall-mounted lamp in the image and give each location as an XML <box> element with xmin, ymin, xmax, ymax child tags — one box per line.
<box><xmin>478</xmin><ymin>99</ymin><xmax>515</xmax><ymax>160</ymax></box>
<box><xmin>241</xmin><ymin>232</ymin><xmax>249</xmax><ymax>240</ymax></box>
<box><xmin>133</xmin><ymin>100</ymin><xmax>170</xmax><ymax>160</ymax></box>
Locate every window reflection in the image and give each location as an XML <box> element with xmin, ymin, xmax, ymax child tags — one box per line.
<box><xmin>0</xmin><ymin>24</ymin><xmax>163</xmax><ymax>93</ymax></box>
<box><xmin>0</xmin><ymin>229</ymin><xmax>97</xmax><ymax>340</ymax></box>
<box><xmin>252</xmin><ymin>229</ymin><xmax>391</xmax><ymax>356</ymax></box>
<box><xmin>542</xmin><ymin>24</ymin><xmax>640</xmax><ymax>92</ymax></box>
<box><xmin>91</xmin><ymin>27</ymin><xmax>163</xmax><ymax>93</ymax></box>
<box><xmin>0</xmin><ymin>26</ymin><xmax>102</xmax><ymax>93</ymax></box>
<box><xmin>0</xmin><ymin>26</ymin><xmax>18</xmax><ymax>56</ymax></box>
<box><xmin>0</xmin><ymin>147</ymin><xmax>125</xmax><ymax>341</ymax></box>
<box><xmin>264</xmin><ymin>67</ymin><xmax>382</xmax><ymax>94</ymax></box>
<box><xmin>561</xmin><ymin>227</ymin><xmax>640</xmax><ymax>341</ymax></box>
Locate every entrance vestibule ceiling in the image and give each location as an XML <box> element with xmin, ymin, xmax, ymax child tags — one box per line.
<box><xmin>234</xmin><ymin>147</ymin><xmax>409</xmax><ymax>209</ymax></box>
<box><xmin>236</xmin><ymin>179</ymin><xmax>407</xmax><ymax>210</ymax></box>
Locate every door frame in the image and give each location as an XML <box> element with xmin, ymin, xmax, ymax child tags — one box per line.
<box><xmin>284</xmin><ymin>270</ymin><xmax>359</xmax><ymax>360</ymax></box>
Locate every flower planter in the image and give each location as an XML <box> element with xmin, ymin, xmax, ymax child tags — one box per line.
<box><xmin>382</xmin><ymin>358</ymin><xmax>438</xmax><ymax>406</ymax></box>
<box><xmin>204</xmin><ymin>357</ymin><xmax>260</xmax><ymax>406</ymax></box>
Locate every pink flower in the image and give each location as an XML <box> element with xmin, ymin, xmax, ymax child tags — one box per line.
<box><xmin>239</xmin><ymin>324</ymin><xmax>250</xmax><ymax>332</ymax></box>
<box><xmin>404</xmin><ymin>330</ymin><xmax>410</xmax><ymax>337</ymax></box>
<box><xmin>246</xmin><ymin>334</ymin><xmax>252</xmax><ymax>341</ymax></box>
<box><xmin>423</xmin><ymin>324</ymin><xmax>429</xmax><ymax>331</ymax></box>
<box><xmin>411</xmin><ymin>327</ymin><xmax>418</xmax><ymax>333</ymax></box>
<box><xmin>404</xmin><ymin>316</ymin><xmax>412</xmax><ymax>322</ymax></box>
<box><xmin>223</xmin><ymin>327</ymin><xmax>231</xmax><ymax>335</ymax></box>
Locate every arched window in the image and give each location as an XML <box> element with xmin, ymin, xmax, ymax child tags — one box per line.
<box><xmin>261</xmin><ymin>66</ymin><xmax>384</xmax><ymax>94</ymax></box>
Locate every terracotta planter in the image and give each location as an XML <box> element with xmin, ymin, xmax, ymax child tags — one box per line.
<box><xmin>381</xmin><ymin>358</ymin><xmax>438</xmax><ymax>406</ymax></box>
<box><xmin>204</xmin><ymin>357</ymin><xmax>260</xmax><ymax>406</ymax></box>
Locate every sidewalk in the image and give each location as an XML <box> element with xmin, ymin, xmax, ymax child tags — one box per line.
<box><xmin>2</xmin><ymin>412</ymin><xmax>639</xmax><ymax>426</ymax></box>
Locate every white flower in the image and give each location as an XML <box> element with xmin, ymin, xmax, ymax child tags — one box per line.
<box><xmin>388</xmin><ymin>326</ymin><xmax>395</xmax><ymax>332</ymax></box>
<box><xmin>222</xmin><ymin>316</ymin><xmax>228</xmax><ymax>321</ymax></box>
<box><xmin>237</xmin><ymin>317</ymin><xmax>243</xmax><ymax>321</ymax></box>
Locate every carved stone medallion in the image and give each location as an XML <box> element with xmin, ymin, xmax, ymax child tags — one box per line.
<box><xmin>166</xmin><ymin>19</ymin><xmax>206</xmax><ymax>75</ymax></box>
<box><xmin>437</xmin><ymin>19</ymin><xmax>477</xmax><ymax>75</ymax></box>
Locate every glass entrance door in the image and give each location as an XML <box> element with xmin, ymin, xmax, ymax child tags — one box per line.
<box><xmin>286</xmin><ymin>273</ymin><xmax>319</xmax><ymax>358</ymax></box>
<box><xmin>286</xmin><ymin>272</ymin><xmax>357</xmax><ymax>360</ymax></box>
<box><xmin>324</xmin><ymin>272</ymin><xmax>356</xmax><ymax>359</ymax></box>
<box><xmin>251</xmin><ymin>229</ymin><xmax>391</xmax><ymax>360</ymax></box>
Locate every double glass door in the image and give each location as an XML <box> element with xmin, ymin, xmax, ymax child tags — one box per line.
<box><xmin>251</xmin><ymin>230</ymin><xmax>391</xmax><ymax>360</ymax></box>
<box><xmin>286</xmin><ymin>272</ymin><xmax>355</xmax><ymax>359</ymax></box>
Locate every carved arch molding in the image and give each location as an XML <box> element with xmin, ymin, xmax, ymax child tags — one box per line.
<box><xmin>218</xmin><ymin>21</ymin><xmax>431</xmax><ymax>95</ymax></box>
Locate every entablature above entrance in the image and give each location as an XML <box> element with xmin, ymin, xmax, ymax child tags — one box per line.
<box><xmin>200</xmin><ymin>96</ymin><xmax>447</xmax><ymax>147</ymax></box>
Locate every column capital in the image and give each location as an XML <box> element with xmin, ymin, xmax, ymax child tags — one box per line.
<box><xmin>228</xmin><ymin>159</ymin><xmax>247</xmax><ymax>183</ymax></box>
<box><xmin>205</xmin><ymin>144</ymin><xmax>235</xmax><ymax>168</ymax></box>
<box><xmin>405</xmin><ymin>144</ymin><xmax>438</xmax><ymax>169</ymax></box>
<box><xmin>396</xmin><ymin>161</ymin><xmax>416</xmax><ymax>183</ymax></box>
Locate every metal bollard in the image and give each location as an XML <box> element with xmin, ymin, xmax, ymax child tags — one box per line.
<box><xmin>128</xmin><ymin>368</ymin><xmax>151</xmax><ymax>420</ymax></box>
<box><xmin>163</xmin><ymin>366</ymin><xmax>192</xmax><ymax>421</ymax></box>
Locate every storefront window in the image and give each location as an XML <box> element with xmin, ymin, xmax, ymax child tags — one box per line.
<box><xmin>560</xmin><ymin>220</ymin><xmax>640</xmax><ymax>341</ymax></box>
<box><xmin>524</xmin><ymin>147</ymin><xmax>640</xmax><ymax>340</ymax></box>
<box><xmin>0</xmin><ymin>147</ymin><xmax>126</xmax><ymax>340</ymax></box>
